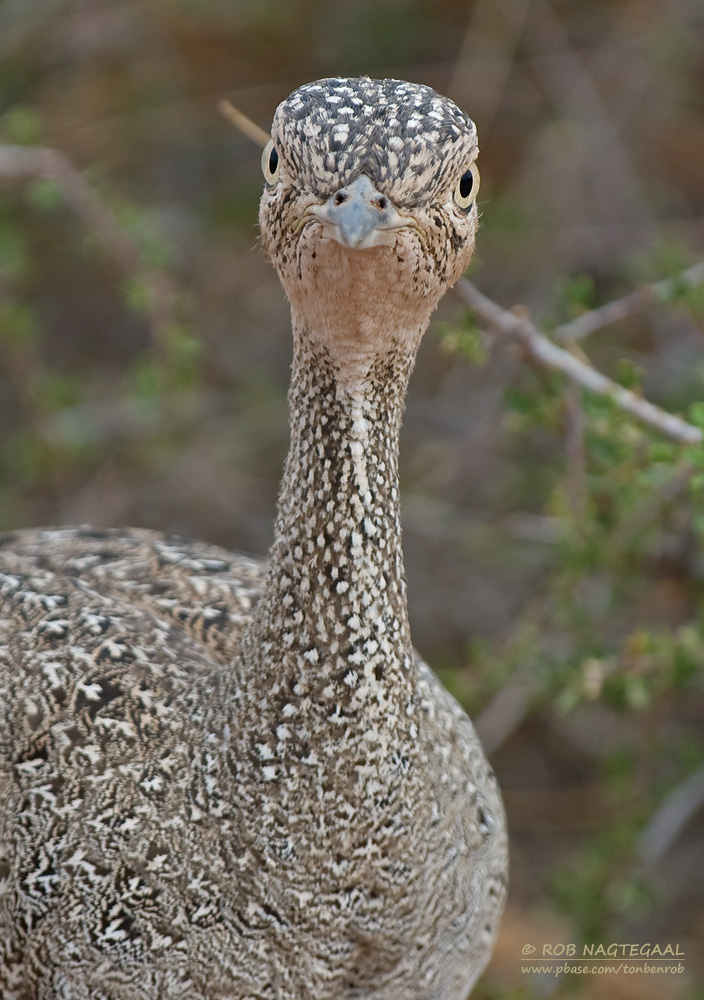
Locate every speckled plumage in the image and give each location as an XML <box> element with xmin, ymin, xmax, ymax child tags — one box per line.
<box><xmin>0</xmin><ymin>77</ymin><xmax>507</xmax><ymax>999</ymax></box>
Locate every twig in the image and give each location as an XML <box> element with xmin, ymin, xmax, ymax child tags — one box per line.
<box><xmin>526</xmin><ymin>0</ymin><xmax>650</xmax><ymax>228</ymax></box>
<box><xmin>3</xmin><ymin>140</ymin><xmax>701</xmax><ymax>451</ymax></box>
<box><xmin>0</xmin><ymin>143</ymin><xmax>177</xmax><ymax>355</ymax></box>
<box><xmin>588</xmin><ymin>0</ymin><xmax>660</xmax><ymax>131</ymax></box>
<box><xmin>612</xmin><ymin>461</ymin><xmax>696</xmax><ymax>549</ymax></box>
<box><xmin>553</xmin><ymin>260</ymin><xmax>704</xmax><ymax>341</ymax></box>
<box><xmin>453</xmin><ymin>277</ymin><xmax>703</xmax><ymax>445</ymax></box>
<box><xmin>475</xmin><ymin>667</ymin><xmax>537</xmax><ymax>755</ymax></box>
<box><xmin>219</xmin><ymin>100</ymin><xmax>270</xmax><ymax>148</ymax></box>
<box><xmin>0</xmin><ymin>145</ymin><xmax>135</xmax><ymax>265</ymax></box>
<box><xmin>564</xmin><ymin>382</ymin><xmax>587</xmax><ymax>517</ymax></box>
<box><xmin>447</xmin><ymin>0</ymin><xmax>532</xmax><ymax>132</ymax></box>
<box><xmin>639</xmin><ymin>763</ymin><xmax>704</xmax><ymax>867</ymax></box>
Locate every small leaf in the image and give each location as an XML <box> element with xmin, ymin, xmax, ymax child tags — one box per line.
<box><xmin>688</xmin><ymin>401</ymin><xmax>704</xmax><ymax>429</ymax></box>
<box><xmin>0</xmin><ymin>301</ymin><xmax>38</xmax><ymax>346</ymax></box>
<box><xmin>123</xmin><ymin>277</ymin><xmax>152</xmax><ymax>317</ymax></box>
<box><xmin>1</xmin><ymin>105</ymin><xmax>44</xmax><ymax>145</ymax></box>
<box><xmin>558</xmin><ymin>273</ymin><xmax>596</xmax><ymax>317</ymax></box>
<box><xmin>614</xmin><ymin>358</ymin><xmax>644</xmax><ymax>390</ymax></box>
<box><xmin>25</xmin><ymin>177</ymin><xmax>64</xmax><ymax>213</ymax></box>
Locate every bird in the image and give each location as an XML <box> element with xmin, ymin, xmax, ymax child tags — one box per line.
<box><xmin>0</xmin><ymin>77</ymin><xmax>507</xmax><ymax>1000</ymax></box>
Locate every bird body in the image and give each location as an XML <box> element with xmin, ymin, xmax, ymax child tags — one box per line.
<box><xmin>0</xmin><ymin>78</ymin><xmax>507</xmax><ymax>999</ymax></box>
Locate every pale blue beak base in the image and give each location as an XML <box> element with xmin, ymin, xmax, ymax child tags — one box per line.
<box><xmin>311</xmin><ymin>175</ymin><xmax>409</xmax><ymax>250</ymax></box>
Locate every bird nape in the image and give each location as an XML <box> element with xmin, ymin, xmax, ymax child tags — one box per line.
<box><xmin>0</xmin><ymin>77</ymin><xmax>507</xmax><ymax>1000</ymax></box>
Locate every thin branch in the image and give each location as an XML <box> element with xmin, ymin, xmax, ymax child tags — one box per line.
<box><xmin>3</xmin><ymin>142</ymin><xmax>701</xmax><ymax>450</ymax></box>
<box><xmin>219</xmin><ymin>99</ymin><xmax>270</xmax><ymax>149</ymax></box>
<box><xmin>475</xmin><ymin>667</ymin><xmax>536</xmax><ymax>756</ymax></box>
<box><xmin>526</xmin><ymin>0</ymin><xmax>650</xmax><ymax>228</ymax></box>
<box><xmin>639</xmin><ymin>763</ymin><xmax>704</xmax><ymax>867</ymax></box>
<box><xmin>0</xmin><ymin>145</ymin><xmax>135</xmax><ymax>264</ymax></box>
<box><xmin>553</xmin><ymin>260</ymin><xmax>704</xmax><ymax>341</ymax></box>
<box><xmin>612</xmin><ymin>461</ymin><xmax>696</xmax><ymax>550</ymax></box>
<box><xmin>564</xmin><ymin>382</ymin><xmax>587</xmax><ymax>518</ymax></box>
<box><xmin>453</xmin><ymin>277</ymin><xmax>703</xmax><ymax>446</ymax></box>
<box><xmin>447</xmin><ymin>0</ymin><xmax>532</xmax><ymax>133</ymax></box>
<box><xmin>0</xmin><ymin>143</ymin><xmax>177</xmax><ymax>355</ymax></box>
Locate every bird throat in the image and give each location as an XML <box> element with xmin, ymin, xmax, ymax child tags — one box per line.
<box><xmin>238</xmin><ymin>318</ymin><xmax>422</xmax><ymax>788</ymax></box>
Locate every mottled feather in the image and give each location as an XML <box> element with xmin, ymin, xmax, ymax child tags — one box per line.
<box><xmin>0</xmin><ymin>77</ymin><xmax>506</xmax><ymax>1000</ymax></box>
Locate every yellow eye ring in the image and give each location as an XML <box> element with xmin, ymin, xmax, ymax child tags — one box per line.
<box><xmin>453</xmin><ymin>162</ymin><xmax>480</xmax><ymax>213</ymax></box>
<box><xmin>261</xmin><ymin>139</ymin><xmax>280</xmax><ymax>187</ymax></box>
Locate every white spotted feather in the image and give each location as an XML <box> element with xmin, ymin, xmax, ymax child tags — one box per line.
<box><xmin>0</xmin><ymin>76</ymin><xmax>506</xmax><ymax>1000</ymax></box>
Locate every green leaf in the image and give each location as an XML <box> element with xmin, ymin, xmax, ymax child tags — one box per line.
<box><xmin>0</xmin><ymin>301</ymin><xmax>38</xmax><ymax>346</ymax></box>
<box><xmin>1</xmin><ymin>104</ymin><xmax>44</xmax><ymax>145</ymax></box>
<box><xmin>25</xmin><ymin>177</ymin><xmax>64</xmax><ymax>213</ymax></box>
<box><xmin>129</xmin><ymin>352</ymin><xmax>165</xmax><ymax>402</ymax></box>
<box><xmin>615</xmin><ymin>357</ymin><xmax>644</xmax><ymax>390</ymax></box>
<box><xmin>558</xmin><ymin>272</ymin><xmax>596</xmax><ymax>317</ymax></box>
<box><xmin>123</xmin><ymin>276</ymin><xmax>152</xmax><ymax>317</ymax></box>
<box><xmin>436</xmin><ymin>318</ymin><xmax>487</xmax><ymax>365</ymax></box>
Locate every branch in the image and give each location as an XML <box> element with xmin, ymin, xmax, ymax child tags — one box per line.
<box><xmin>612</xmin><ymin>460</ymin><xmax>696</xmax><ymax>550</ymax></box>
<box><xmin>639</xmin><ymin>763</ymin><xmax>704</xmax><ymax>867</ymax></box>
<box><xmin>453</xmin><ymin>277</ymin><xmax>703</xmax><ymax>445</ymax></box>
<box><xmin>219</xmin><ymin>99</ymin><xmax>270</xmax><ymax>148</ymax></box>
<box><xmin>0</xmin><ymin>144</ymin><xmax>177</xmax><ymax>354</ymax></box>
<box><xmin>553</xmin><ymin>260</ymin><xmax>704</xmax><ymax>342</ymax></box>
<box><xmin>475</xmin><ymin>666</ymin><xmax>536</xmax><ymax>756</ymax></box>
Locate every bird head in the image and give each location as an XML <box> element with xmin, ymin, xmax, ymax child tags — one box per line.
<box><xmin>259</xmin><ymin>77</ymin><xmax>480</xmax><ymax>369</ymax></box>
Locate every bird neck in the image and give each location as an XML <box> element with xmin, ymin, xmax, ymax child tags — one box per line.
<box><xmin>240</xmin><ymin>316</ymin><xmax>421</xmax><ymax>749</ymax></box>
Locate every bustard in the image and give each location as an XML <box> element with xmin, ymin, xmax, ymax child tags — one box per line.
<box><xmin>0</xmin><ymin>77</ymin><xmax>507</xmax><ymax>1000</ymax></box>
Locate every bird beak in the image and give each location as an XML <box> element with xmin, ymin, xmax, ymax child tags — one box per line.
<box><xmin>310</xmin><ymin>175</ymin><xmax>411</xmax><ymax>250</ymax></box>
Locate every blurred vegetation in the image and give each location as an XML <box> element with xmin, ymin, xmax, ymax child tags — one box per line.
<box><xmin>1</xmin><ymin>1</ymin><xmax>704</xmax><ymax>997</ymax></box>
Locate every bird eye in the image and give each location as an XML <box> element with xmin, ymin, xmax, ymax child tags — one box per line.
<box><xmin>453</xmin><ymin>163</ymin><xmax>480</xmax><ymax>213</ymax></box>
<box><xmin>261</xmin><ymin>140</ymin><xmax>280</xmax><ymax>187</ymax></box>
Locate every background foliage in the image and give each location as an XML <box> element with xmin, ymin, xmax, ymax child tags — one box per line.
<box><xmin>1</xmin><ymin>1</ymin><xmax>703</xmax><ymax>996</ymax></box>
